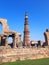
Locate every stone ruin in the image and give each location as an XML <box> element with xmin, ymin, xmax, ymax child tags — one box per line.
<box><xmin>0</xmin><ymin>13</ymin><xmax>49</xmax><ymax>48</ymax></box>
<box><xmin>30</xmin><ymin>29</ymin><xmax>49</xmax><ymax>47</ymax></box>
<box><xmin>0</xmin><ymin>13</ymin><xmax>49</xmax><ymax>62</ymax></box>
<box><xmin>44</xmin><ymin>29</ymin><xmax>49</xmax><ymax>46</ymax></box>
<box><xmin>0</xmin><ymin>18</ymin><xmax>21</xmax><ymax>48</ymax></box>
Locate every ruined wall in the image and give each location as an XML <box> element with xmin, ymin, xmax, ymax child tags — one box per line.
<box><xmin>15</xmin><ymin>32</ymin><xmax>21</xmax><ymax>47</ymax></box>
<box><xmin>44</xmin><ymin>29</ymin><xmax>49</xmax><ymax>46</ymax></box>
<box><xmin>0</xmin><ymin>47</ymin><xmax>49</xmax><ymax>62</ymax></box>
<box><xmin>0</xmin><ymin>18</ymin><xmax>21</xmax><ymax>47</ymax></box>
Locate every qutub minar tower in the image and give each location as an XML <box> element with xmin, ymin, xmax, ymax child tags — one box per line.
<box><xmin>23</xmin><ymin>12</ymin><xmax>30</xmax><ymax>46</ymax></box>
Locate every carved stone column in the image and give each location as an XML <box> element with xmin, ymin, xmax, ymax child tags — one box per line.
<box><xmin>5</xmin><ymin>36</ymin><xmax>8</xmax><ymax>46</ymax></box>
<box><xmin>13</xmin><ymin>34</ymin><xmax>16</xmax><ymax>48</ymax></box>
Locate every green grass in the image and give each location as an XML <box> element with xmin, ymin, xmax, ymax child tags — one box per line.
<box><xmin>1</xmin><ymin>58</ymin><xmax>49</xmax><ymax>65</ymax></box>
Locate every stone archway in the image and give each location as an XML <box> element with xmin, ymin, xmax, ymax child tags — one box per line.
<box><xmin>0</xmin><ymin>18</ymin><xmax>9</xmax><ymax>34</ymax></box>
<box><xmin>8</xmin><ymin>37</ymin><xmax>13</xmax><ymax>44</ymax></box>
<box><xmin>8</xmin><ymin>37</ymin><xmax>13</xmax><ymax>48</ymax></box>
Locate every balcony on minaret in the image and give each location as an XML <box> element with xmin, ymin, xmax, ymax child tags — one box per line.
<box><xmin>25</xmin><ymin>12</ymin><xmax>28</xmax><ymax>18</ymax></box>
<box><xmin>25</xmin><ymin>12</ymin><xmax>28</xmax><ymax>25</ymax></box>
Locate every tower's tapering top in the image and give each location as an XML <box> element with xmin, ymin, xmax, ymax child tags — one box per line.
<box><xmin>25</xmin><ymin>12</ymin><xmax>28</xmax><ymax>18</ymax></box>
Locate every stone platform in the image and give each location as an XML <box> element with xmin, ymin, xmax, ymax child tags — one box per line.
<box><xmin>0</xmin><ymin>46</ymin><xmax>49</xmax><ymax>62</ymax></box>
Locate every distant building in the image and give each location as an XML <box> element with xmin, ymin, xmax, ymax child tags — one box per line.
<box><xmin>31</xmin><ymin>40</ymin><xmax>38</xmax><ymax>47</ymax></box>
<box><xmin>38</xmin><ymin>40</ymin><xmax>43</xmax><ymax>47</ymax></box>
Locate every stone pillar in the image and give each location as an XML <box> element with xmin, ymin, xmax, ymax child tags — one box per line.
<box><xmin>13</xmin><ymin>34</ymin><xmax>16</xmax><ymax>48</ymax></box>
<box><xmin>0</xmin><ymin>36</ymin><xmax>1</xmax><ymax>45</ymax></box>
<box><xmin>44</xmin><ymin>29</ymin><xmax>49</xmax><ymax>46</ymax></box>
<box><xmin>5</xmin><ymin>36</ymin><xmax>8</xmax><ymax>46</ymax></box>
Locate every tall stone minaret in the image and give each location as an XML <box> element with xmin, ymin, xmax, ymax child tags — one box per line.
<box><xmin>23</xmin><ymin>12</ymin><xmax>30</xmax><ymax>47</ymax></box>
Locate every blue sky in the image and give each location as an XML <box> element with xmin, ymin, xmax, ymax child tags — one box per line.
<box><xmin>0</xmin><ymin>0</ymin><xmax>49</xmax><ymax>42</ymax></box>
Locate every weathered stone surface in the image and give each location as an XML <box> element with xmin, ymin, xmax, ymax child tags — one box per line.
<box><xmin>0</xmin><ymin>46</ymin><xmax>49</xmax><ymax>62</ymax></box>
<box><xmin>44</xmin><ymin>29</ymin><xmax>49</xmax><ymax>46</ymax></box>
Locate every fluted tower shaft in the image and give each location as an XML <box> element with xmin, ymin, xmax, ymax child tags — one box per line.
<box><xmin>23</xmin><ymin>12</ymin><xmax>30</xmax><ymax>46</ymax></box>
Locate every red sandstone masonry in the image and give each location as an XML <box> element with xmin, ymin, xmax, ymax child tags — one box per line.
<box><xmin>0</xmin><ymin>47</ymin><xmax>49</xmax><ymax>62</ymax></box>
